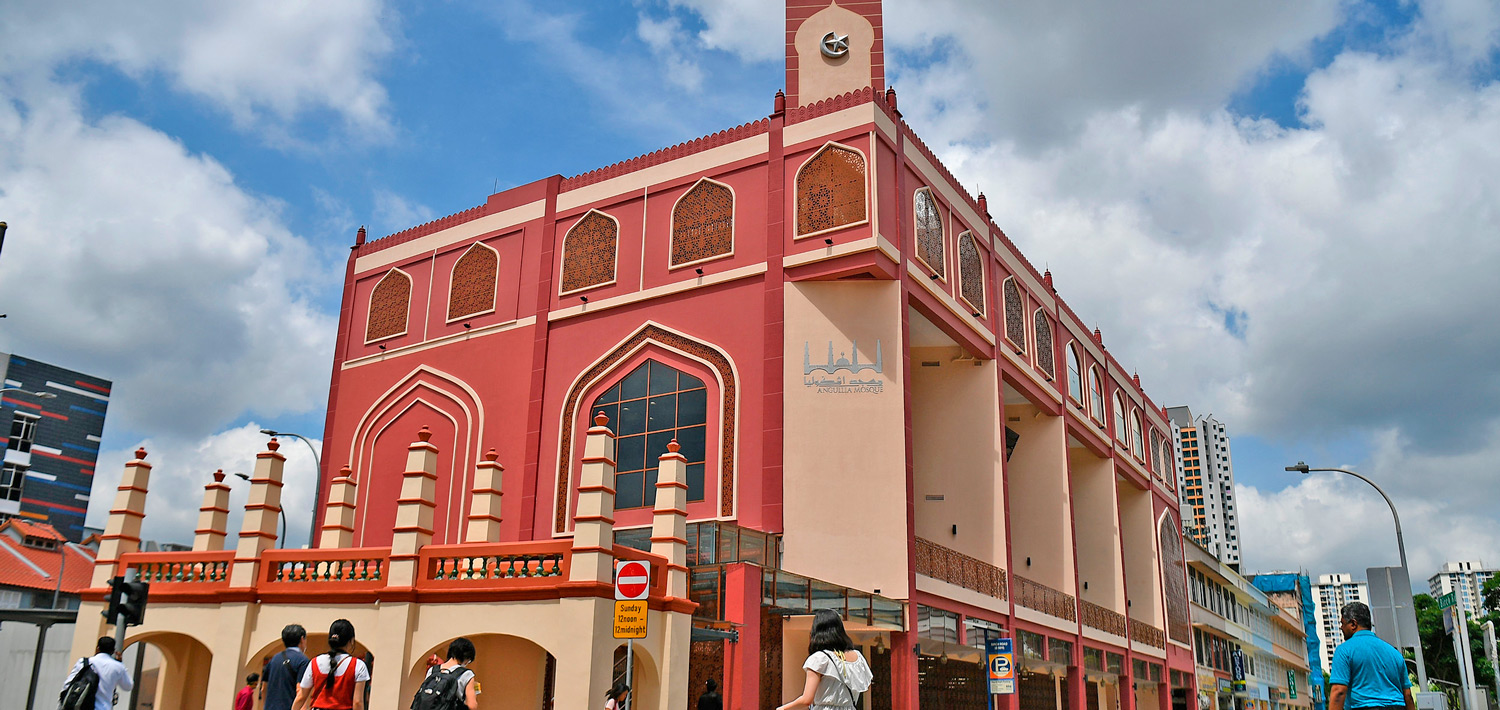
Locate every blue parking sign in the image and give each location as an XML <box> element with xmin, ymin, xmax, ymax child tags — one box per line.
<box><xmin>986</xmin><ymin>638</ymin><xmax>1015</xmax><ymax>695</ymax></box>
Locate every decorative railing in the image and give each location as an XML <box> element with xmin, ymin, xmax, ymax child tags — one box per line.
<box><xmin>418</xmin><ymin>541</ymin><xmax>572</xmax><ymax>590</ymax></box>
<box><xmin>914</xmin><ymin>538</ymin><xmax>1007</xmax><ymax>600</ymax></box>
<box><xmin>260</xmin><ymin>548</ymin><xmax>390</xmax><ymax>590</ymax></box>
<box><xmin>123</xmin><ymin>551</ymin><xmax>234</xmax><ymax>589</ymax></box>
<box><xmin>1130</xmin><ymin>617</ymin><xmax>1167</xmax><ymax>649</ymax></box>
<box><xmin>1014</xmin><ymin>575</ymin><xmax>1076</xmax><ymax>621</ymax></box>
<box><xmin>1080</xmin><ymin>599</ymin><xmax>1128</xmax><ymax>637</ymax></box>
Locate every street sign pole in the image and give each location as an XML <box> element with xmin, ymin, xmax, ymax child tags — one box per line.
<box><xmin>625</xmin><ymin>638</ymin><xmax>633</xmax><ymax>710</ymax></box>
<box><xmin>1453</xmin><ymin>602</ymin><xmax>1478</xmax><ymax>710</ymax></box>
<box><xmin>1482</xmin><ymin>621</ymin><xmax>1498</xmax><ymax>710</ymax></box>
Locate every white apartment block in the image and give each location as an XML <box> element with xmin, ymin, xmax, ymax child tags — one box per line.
<box><xmin>1168</xmin><ymin>407</ymin><xmax>1241</xmax><ymax>570</ymax></box>
<box><xmin>1312</xmin><ymin>573</ymin><xmax>1368</xmax><ymax>672</ymax></box>
<box><xmin>1428</xmin><ymin>560</ymin><xmax>1495</xmax><ymax>618</ymax></box>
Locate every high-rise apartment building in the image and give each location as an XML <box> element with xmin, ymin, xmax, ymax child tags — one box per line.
<box><xmin>1252</xmin><ymin>572</ymin><xmax>1327</xmax><ymax>710</ymax></box>
<box><xmin>1428</xmin><ymin>561</ymin><xmax>1495</xmax><ymax>617</ymax></box>
<box><xmin>1311</xmin><ymin>573</ymin><xmax>1368</xmax><ymax>672</ymax></box>
<box><xmin>0</xmin><ymin>353</ymin><xmax>112</xmax><ymax>541</ymax></box>
<box><xmin>1169</xmin><ymin>406</ymin><xmax>1240</xmax><ymax>570</ymax></box>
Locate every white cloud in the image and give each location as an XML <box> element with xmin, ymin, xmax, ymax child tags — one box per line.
<box><xmin>0</xmin><ymin>87</ymin><xmax>339</xmax><ymax>439</ymax></box>
<box><xmin>87</xmin><ymin>424</ymin><xmax>322</xmax><ymax>549</ymax></box>
<box><xmin>371</xmin><ymin>189</ymin><xmax>435</xmax><ymax>238</ymax></box>
<box><xmin>661</xmin><ymin>0</ymin><xmax>781</xmax><ymax>63</ymax></box>
<box><xmin>0</xmin><ymin>0</ymin><xmax>398</xmax><ymax>141</ymax></box>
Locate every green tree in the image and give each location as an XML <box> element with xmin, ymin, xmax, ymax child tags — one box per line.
<box><xmin>1481</xmin><ymin>576</ymin><xmax>1500</xmax><ymax>621</ymax></box>
<box><xmin>1413</xmin><ymin>593</ymin><xmax>1496</xmax><ymax>700</ymax></box>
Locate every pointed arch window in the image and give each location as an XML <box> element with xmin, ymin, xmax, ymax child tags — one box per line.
<box><xmin>957</xmin><ymin>232</ymin><xmax>984</xmax><ymax>313</ymax></box>
<box><xmin>1088</xmin><ymin>367</ymin><xmax>1105</xmax><ymax>423</ymax></box>
<box><xmin>560</xmin><ymin>210</ymin><xmax>618</xmax><ymax>294</ymax></box>
<box><xmin>1113</xmin><ymin>392</ymin><xmax>1128</xmax><ymax>445</ymax></box>
<box><xmin>447</xmin><ymin>243</ymin><xmax>498</xmax><ymax>321</ymax></box>
<box><xmin>365</xmin><ymin>269</ymin><xmax>411</xmax><ymax>343</ymax></box>
<box><xmin>1160</xmin><ymin>515</ymin><xmax>1192</xmax><ymax>643</ymax></box>
<box><xmin>1034</xmin><ymin>310</ymin><xmax>1054</xmax><ymax>379</ymax></box>
<box><xmin>671</xmin><ymin>179</ymin><xmax>734</xmax><ymax>267</ymax></box>
<box><xmin>590</xmin><ymin>360</ymin><xmax>708</xmax><ymax>510</ymax></box>
<box><xmin>914</xmin><ymin>188</ymin><xmax>945</xmax><ymax>278</ymax></box>
<box><xmin>796</xmin><ymin>144</ymin><xmax>866</xmax><ymax>236</ymax></box>
<box><xmin>1067</xmin><ymin>344</ymin><xmax>1084</xmax><ymax>404</ymax></box>
<box><xmin>1003</xmin><ymin>277</ymin><xmax>1026</xmax><ymax>351</ymax></box>
<box><xmin>1131</xmin><ymin>409</ymin><xmax>1145</xmax><ymax>459</ymax></box>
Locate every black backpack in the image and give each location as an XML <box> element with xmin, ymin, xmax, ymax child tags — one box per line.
<box><xmin>59</xmin><ymin>658</ymin><xmax>100</xmax><ymax>710</ymax></box>
<box><xmin>410</xmin><ymin>666</ymin><xmax>466</xmax><ymax>710</ymax></box>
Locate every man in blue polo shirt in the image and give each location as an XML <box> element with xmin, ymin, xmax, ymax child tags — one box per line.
<box><xmin>1329</xmin><ymin>602</ymin><xmax>1415</xmax><ymax>710</ymax></box>
<box><xmin>262</xmin><ymin>624</ymin><xmax>310</xmax><ymax>710</ymax></box>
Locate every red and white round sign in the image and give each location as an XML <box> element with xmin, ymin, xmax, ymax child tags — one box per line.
<box><xmin>615</xmin><ymin>560</ymin><xmax>651</xmax><ymax>601</ymax></box>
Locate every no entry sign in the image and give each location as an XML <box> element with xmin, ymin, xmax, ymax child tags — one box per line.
<box><xmin>615</xmin><ymin>560</ymin><xmax>651</xmax><ymax>601</ymax></box>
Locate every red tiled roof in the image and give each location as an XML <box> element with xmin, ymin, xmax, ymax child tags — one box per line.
<box><xmin>5</xmin><ymin>519</ymin><xmax>65</xmax><ymax>541</ymax></box>
<box><xmin>0</xmin><ymin>531</ymin><xmax>96</xmax><ymax>593</ymax></box>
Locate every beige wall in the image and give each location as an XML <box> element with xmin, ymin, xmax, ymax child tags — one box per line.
<box><xmin>1003</xmin><ymin>402</ymin><xmax>1074</xmax><ymax>594</ymax></box>
<box><xmin>911</xmin><ymin>347</ymin><xmax>1006</xmax><ymax>566</ymax></box>
<box><xmin>1069</xmin><ymin>447</ymin><xmax>1125</xmax><ymax>611</ymax></box>
<box><xmin>783</xmin><ymin>281</ymin><xmax>909</xmax><ymax>597</ymax></box>
<box><xmin>793</xmin><ymin>4</ymin><xmax>875</xmax><ymax>106</ymax></box>
<box><xmin>1117</xmin><ymin>480</ymin><xmax>1164</xmax><ymax>625</ymax></box>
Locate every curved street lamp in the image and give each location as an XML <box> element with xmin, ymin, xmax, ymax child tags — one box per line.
<box><xmin>259</xmin><ymin>429</ymin><xmax>321</xmax><ymax>546</ymax></box>
<box><xmin>1286</xmin><ymin>461</ymin><xmax>1429</xmax><ymax>691</ymax></box>
<box><xmin>0</xmin><ymin>388</ymin><xmax>58</xmax><ymax>400</ymax></box>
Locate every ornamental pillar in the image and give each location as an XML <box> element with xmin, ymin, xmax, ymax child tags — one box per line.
<box><xmin>388</xmin><ymin>426</ymin><xmax>439</xmax><ymax>587</ymax></box>
<box><xmin>319</xmin><ymin>465</ymin><xmax>359</xmax><ymax>548</ymax></box>
<box><xmin>464</xmin><ymin>449</ymin><xmax>504</xmax><ymax>543</ymax></box>
<box><xmin>93</xmin><ymin>447</ymin><xmax>151</xmax><ymax>587</ymax></box>
<box><xmin>192</xmin><ymin>470</ymin><xmax>231</xmax><ymax>551</ymax></box>
<box><xmin>230</xmin><ymin>438</ymin><xmax>286</xmax><ymax>587</ymax></box>
<box><xmin>569</xmin><ymin>412</ymin><xmax>617</xmax><ymax>585</ymax></box>
<box><xmin>652</xmin><ymin>439</ymin><xmax>694</xmax><ymax>709</ymax></box>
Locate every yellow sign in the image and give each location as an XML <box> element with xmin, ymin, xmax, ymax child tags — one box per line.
<box><xmin>613</xmin><ymin>600</ymin><xmax>648</xmax><ymax>639</ymax></box>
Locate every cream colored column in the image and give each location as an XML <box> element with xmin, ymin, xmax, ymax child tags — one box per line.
<box><xmin>388</xmin><ymin>426</ymin><xmax>439</xmax><ymax>588</ymax></box>
<box><xmin>651</xmin><ymin>440</ymin><xmax>693</xmax><ymax>710</ymax></box>
<box><xmin>464</xmin><ymin>449</ymin><xmax>504</xmax><ymax>543</ymax></box>
<box><xmin>569</xmin><ymin>412</ymin><xmax>617</xmax><ymax>585</ymax></box>
<box><xmin>319</xmin><ymin>465</ymin><xmax>359</xmax><ymax>548</ymax></box>
<box><xmin>73</xmin><ymin>447</ymin><xmax>152</xmax><ymax>659</ymax></box>
<box><xmin>192</xmin><ymin>470</ymin><xmax>232</xmax><ymax>551</ymax></box>
<box><xmin>229</xmin><ymin>439</ymin><xmax>286</xmax><ymax>588</ymax></box>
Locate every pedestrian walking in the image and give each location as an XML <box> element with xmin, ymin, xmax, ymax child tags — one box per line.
<box><xmin>778</xmin><ymin>609</ymin><xmax>873</xmax><ymax>710</ymax></box>
<box><xmin>236</xmin><ymin>673</ymin><xmax>260</xmax><ymax>710</ymax></box>
<box><xmin>58</xmin><ymin>636</ymin><xmax>134</xmax><ymax>710</ymax></box>
<box><xmin>696</xmin><ymin>678</ymin><xmax>723</xmax><ymax>710</ymax></box>
<box><xmin>1329</xmin><ymin>602</ymin><xmax>1415</xmax><ymax>710</ymax></box>
<box><xmin>603</xmin><ymin>681</ymin><xmax>630</xmax><ymax>710</ymax></box>
<box><xmin>293</xmin><ymin>619</ymin><xmax>370</xmax><ymax>710</ymax></box>
<box><xmin>411</xmin><ymin>637</ymin><xmax>479</xmax><ymax>710</ymax></box>
<box><xmin>264</xmin><ymin>624</ymin><xmax>311</xmax><ymax>710</ymax></box>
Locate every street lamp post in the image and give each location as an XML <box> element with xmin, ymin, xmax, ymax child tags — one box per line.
<box><xmin>260</xmin><ymin>429</ymin><xmax>321</xmax><ymax>547</ymax></box>
<box><xmin>1286</xmin><ymin>462</ymin><xmax>1429</xmax><ymax>692</ymax></box>
<box><xmin>233</xmin><ymin>472</ymin><xmax>287</xmax><ymax>548</ymax></box>
<box><xmin>0</xmin><ymin>388</ymin><xmax>57</xmax><ymax>400</ymax></box>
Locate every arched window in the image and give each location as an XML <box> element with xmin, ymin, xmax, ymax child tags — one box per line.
<box><xmin>914</xmin><ymin>188</ymin><xmax>945</xmax><ymax>278</ymax></box>
<box><xmin>1003</xmin><ymin>278</ymin><xmax>1025</xmax><ymax>351</ymax></box>
<box><xmin>1034</xmin><ymin>309</ymin><xmax>1054</xmax><ymax>379</ymax></box>
<box><xmin>957</xmin><ymin>232</ymin><xmax>984</xmax><ymax>314</ymax></box>
<box><xmin>365</xmin><ymin>269</ymin><xmax>411</xmax><ymax>342</ymax></box>
<box><xmin>1131</xmin><ymin>410</ymin><xmax>1145</xmax><ymax>459</ymax></box>
<box><xmin>590</xmin><ymin>360</ymin><xmax>708</xmax><ymax>510</ymax></box>
<box><xmin>1113</xmin><ymin>393</ymin><xmax>1127</xmax><ymax>445</ymax></box>
<box><xmin>1088</xmin><ymin>367</ymin><xmax>1105</xmax><ymax>423</ymax></box>
<box><xmin>1067</xmin><ymin>344</ymin><xmax>1084</xmax><ymax>404</ymax></box>
<box><xmin>1160</xmin><ymin>438</ymin><xmax>1175</xmax><ymax>484</ymax></box>
<box><xmin>1160</xmin><ymin>515</ymin><xmax>1192</xmax><ymax>644</ymax></box>
<box><xmin>671</xmin><ymin>179</ymin><xmax>734</xmax><ymax>267</ymax></box>
<box><xmin>560</xmin><ymin>210</ymin><xmax>618</xmax><ymax>294</ymax></box>
<box><xmin>447</xmin><ymin>243</ymin><xmax>498</xmax><ymax>321</ymax></box>
<box><xmin>796</xmin><ymin>144</ymin><xmax>866</xmax><ymax>236</ymax></box>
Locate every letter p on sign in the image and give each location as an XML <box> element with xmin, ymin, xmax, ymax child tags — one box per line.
<box><xmin>615</xmin><ymin>560</ymin><xmax>651</xmax><ymax>601</ymax></box>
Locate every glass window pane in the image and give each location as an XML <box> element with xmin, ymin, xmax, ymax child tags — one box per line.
<box><xmin>648</xmin><ymin>361</ymin><xmax>678</xmax><ymax>394</ymax></box>
<box><xmin>643</xmin><ymin>468</ymin><xmax>659</xmax><ymax>507</ymax></box>
<box><xmin>616</xmin><ymin>435</ymin><xmax>645</xmax><ymax>474</ymax></box>
<box><xmin>619</xmin><ymin>363</ymin><xmax>650</xmax><ymax>400</ymax></box>
<box><xmin>680</xmin><ymin>372</ymin><xmax>705</xmax><ymax>390</ymax></box>
<box><xmin>1019</xmin><ymin>630</ymin><xmax>1046</xmax><ymax>660</ymax></box>
<box><xmin>679</xmin><ymin>388</ymin><xmax>707</xmax><ymax>426</ymax></box>
<box><xmin>615</xmin><ymin>471</ymin><xmax>644</xmax><ymax>509</ymax></box>
<box><xmin>595</xmin><ymin>383</ymin><xmax>621</xmax><ymax>405</ymax></box>
<box><xmin>676</xmin><ymin>425</ymin><xmax>706</xmax><ymax>463</ymax></box>
<box><xmin>687</xmin><ymin>462</ymin><xmax>705</xmax><ymax>502</ymax></box>
<box><xmin>618</xmin><ymin>399</ymin><xmax>647</xmax><ymax>435</ymax></box>
<box><xmin>647</xmin><ymin>430</ymin><xmax>676</xmax><ymax>465</ymax></box>
<box><xmin>648</xmin><ymin>393</ymin><xmax>677</xmax><ymax>431</ymax></box>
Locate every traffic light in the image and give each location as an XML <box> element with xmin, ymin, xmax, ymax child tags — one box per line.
<box><xmin>100</xmin><ymin>576</ymin><xmax>150</xmax><ymax>626</ymax></box>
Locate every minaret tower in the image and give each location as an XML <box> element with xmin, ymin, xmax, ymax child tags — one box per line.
<box><xmin>786</xmin><ymin>0</ymin><xmax>885</xmax><ymax>107</ymax></box>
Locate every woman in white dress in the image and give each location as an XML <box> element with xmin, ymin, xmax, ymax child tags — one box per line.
<box><xmin>777</xmin><ymin>609</ymin><xmax>874</xmax><ymax>710</ymax></box>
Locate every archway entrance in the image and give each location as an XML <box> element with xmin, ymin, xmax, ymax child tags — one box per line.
<box><xmin>123</xmin><ymin>632</ymin><xmax>212</xmax><ymax>710</ymax></box>
<box><xmin>408</xmin><ymin>634</ymin><xmax>556</xmax><ymax>710</ymax></box>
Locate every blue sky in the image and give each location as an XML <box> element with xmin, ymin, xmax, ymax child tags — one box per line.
<box><xmin>0</xmin><ymin>0</ymin><xmax>1496</xmax><ymax>582</ymax></box>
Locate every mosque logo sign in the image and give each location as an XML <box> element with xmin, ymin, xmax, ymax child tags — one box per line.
<box><xmin>803</xmin><ymin>339</ymin><xmax>884</xmax><ymax>394</ymax></box>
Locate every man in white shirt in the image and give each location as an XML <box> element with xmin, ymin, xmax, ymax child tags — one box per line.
<box><xmin>60</xmin><ymin>636</ymin><xmax>134</xmax><ymax>710</ymax></box>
